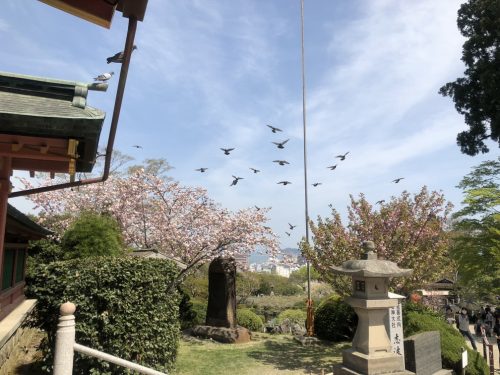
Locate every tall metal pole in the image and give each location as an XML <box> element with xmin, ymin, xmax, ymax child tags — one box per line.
<box><xmin>300</xmin><ymin>0</ymin><xmax>314</xmax><ymax>336</ymax></box>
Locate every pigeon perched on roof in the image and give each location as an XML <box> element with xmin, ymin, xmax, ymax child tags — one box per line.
<box><xmin>277</xmin><ymin>181</ymin><xmax>291</xmax><ymax>185</ymax></box>
<box><xmin>273</xmin><ymin>160</ymin><xmax>290</xmax><ymax>166</ymax></box>
<box><xmin>221</xmin><ymin>148</ymin><xmax>235</xmax><ymax>155</ymax></box>
<box><xmin>107</xmin><ymin>45</ymin><xmax>137</xmax><ymax>64</ymax></box>
<box><xmin>272</xmin><ymin>139</ymin><xmax>289</xmax><ymax>149</ymax></box>
<box><xmin>336</xmin><ymin>152</ymin><xmax>349</xmax><ymax>161</ymax></box>
<box><xmin>250</xmin><ymin>168</ymin><xmax>260</xmax><ymax>173</ymax></box>
<box><xmin>230</xmin><ymin>176</ymin><xmax>243</xmax><ymax>186</ymax></box>
<box><xmin>267</xmin><ymin>125</ymin><xmax>282</xmax><ymax>133</ymax></box>
<box><xmin>327</xmin><ymin>165</ymin><xmax>337</xmax><ymax>170</ymax></box>
<box><xmin>312</xmin><ymin>182</ymin><xmax>322</xmax><ymax>187</ymax></box>
<box><xmin>94</xmin><ymin>72</ymin><xmax>114</xmax><ymax>82</ymax></box>
<box><xmin>392</xmin><ymin>177</ymin><xmax>404</xmax><ymax>183</ymax></box>
<box><xmin>195</xmin><ymin>168</ymin><xmax>208</xmax><ymax>173</ymax></box>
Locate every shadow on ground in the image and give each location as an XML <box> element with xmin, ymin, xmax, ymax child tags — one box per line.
<box><xmin>247</xmin><ymin>336</ymin><xmax>344</xmax><ymax>373</ymax></box>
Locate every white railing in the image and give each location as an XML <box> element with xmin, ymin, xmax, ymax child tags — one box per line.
<box><xmin>53</xmin><ymin>302</ymin><xmax>167</xmax><ymax>375</ymax></box>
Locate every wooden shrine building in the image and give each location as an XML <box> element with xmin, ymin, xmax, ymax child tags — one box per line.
<box><xmin>0</xmin><ymin>204</ymin><xmax>51</xmax><ymax>321</ymax></box>
<box><xmin>0</xmin><ymin>71</ymin><xmax>107</xmax><ymax>319</ymax></box>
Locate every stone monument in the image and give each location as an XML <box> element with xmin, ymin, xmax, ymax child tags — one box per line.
<box><xmin>192</xmin><ymin>257</ymin><xmax>250</xmax><ymax>343</ymax></box>
<box><xmin>206</xmin><ymin>257</ymin><xmax>237</xmax><ymax>328</ymax></box>
<box><xmin>332</xmin><ymin>241</ymin><xmax>414</xmax><ymax>375</ymax></box>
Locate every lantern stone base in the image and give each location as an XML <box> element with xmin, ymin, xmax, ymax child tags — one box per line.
<box><xmin>333</xmin><ymin>349</ymin><xmax>414</xmax><ymax>375</ymax></box>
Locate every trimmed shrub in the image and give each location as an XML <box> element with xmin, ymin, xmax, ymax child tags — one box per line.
<box><xmin>276</xmin><ymin>309</ymin><xmax>307</xmax><ymax>325</ymax></box>
<box><xmin>403</xmin><ymin>303</ymin><xmax>488</xmax><ymax>375</ymax></box>
<box><xmin>237</xmin><ymin>308</ymin><xmax>264</xmax><ymax>331</ymax></box>
<box><xmin>26</xmin><ymin>257</ymin><xmax>180</xmax><ymax>374</ymax></box>
<box><xmin>314</xmin><ymin>295</ymin><xmax>357</xmax><ymax>341</ymax></box>
<box><xmin>188</xmin><ymin>300</ymin><xmax>208</xmax><ymax>328</ymax></box>
<box><xmin>60</xmin><ymin>212</ymin><xmax>126</xmax><ymax>259</ymax></box>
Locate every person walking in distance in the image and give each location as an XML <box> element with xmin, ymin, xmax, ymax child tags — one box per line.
<box><xmin>458</xmin><ymin>308</ymin><xmax>477</xmax><ymax>351</ymax></box>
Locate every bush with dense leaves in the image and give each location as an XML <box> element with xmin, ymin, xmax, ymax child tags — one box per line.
<box><xmin>403</xmin><ymin>303</ymin><xmax>488</xmax><ymax>375</ymax></box>
<box><xmin>182</xmin><ymin>299</ymin><xmax>207</xmax><ymax>329</ymax></box>
<box><xmin>26</xmin><ymin>257</ymin><xmax>180</xmax><ymax>374</ymax></box>
<box><xmin>60</xmin><ymin>212</ymin><xmax>126</xmax><ymax>259</ymax></box>
<box><xmin>276</xmin><ymin>309</ymin><xmax>307</xmax><ymax>325</ymax></box>
<box><xmin>237</xmin><ymin>308</ymin><xmax>264</xmax><ymax>331</ymax></box>
<box><xmin>314</xmin><ymin>295</ymin><xmax>357</xmax><ymax>341</ymax></box>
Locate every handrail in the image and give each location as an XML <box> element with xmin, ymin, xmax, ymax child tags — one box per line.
<box><xmin>53</xmin><ymin>302</ymin><xmax>167</xmax><ymax>375</ymax></box>
<box><xmin>74</xmin><ymin>343</ymin><xmax>167</xmax><ymax>375</ymax></box>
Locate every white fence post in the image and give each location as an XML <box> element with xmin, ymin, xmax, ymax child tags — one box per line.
<box><xmin>53</xmin><ymin>302</ymin><xmax>76</xmax><ymax>375</ymax></box>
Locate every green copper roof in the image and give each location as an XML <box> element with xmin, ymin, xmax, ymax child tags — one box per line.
<box><xmin>0</xmin><ymin>71</ymin><xmax>107</xmax><ymax>172</ymax></box>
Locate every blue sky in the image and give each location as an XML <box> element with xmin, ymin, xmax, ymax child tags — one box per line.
<box><xmin>4</xmin><ymin>0</ymin><xmax>498</xmax><ymax>249</ymax></box>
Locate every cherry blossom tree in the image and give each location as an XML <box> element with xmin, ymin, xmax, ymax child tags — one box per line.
<box><xmin>301</xmin><ymin>187</ymin><xmax>455</xmax><ymax>296</ymax></box>
<box><xmin>21</xmin><ymin>169</ymin><xmax>279</xmax><ymax>289</ymax></box>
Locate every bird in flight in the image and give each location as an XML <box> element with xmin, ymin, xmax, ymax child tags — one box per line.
<box><xmin>195</xmin><ymin>168</ymin><xmax>208</xmax><ymax>173</ymax></box>
<box><xmin>132</xmin><ymin>145</ymin><xmax>142</xmax><ymax>149</ymax></box>
<box><xmin>312</xmin><ymin>182</ymin><xmax>322</xmax><ymax>187</ymax></box>
<box><xmin>277</xmin><ymin>181</ymin><xmax>291</xmax><ymax>185</ymax></box>
<box><xmin>328</xmin><ymin>203</ymin><xmax>333</xmax><ymax>208</ymax></box>
<box><xmin>327</xmin><ymin>165</ymin><xmax>337</xmax><ymax>170</ymax></box>
<box><xmin>273</xmin><ymin>160</ymin><xmax>289</xmax><ymax>166</ymax></box>
<box><xmin>285</xmin><ymin>232</ymin><xmax>291</xmax><ymax>237</ymax></box>
<box><xmin>272</xmin><ymin>139</ymin><xmax>289</xmax><ymax>149</ymax></box>
<box><xmin>107</xmin><ymin>45</ymin><xmax>137</xmax><ymax>64</ymax></box>
<box><xmin>376</xmin><ymin>200</ymin><xmax>385</xmax><ymax>205</ymax></box>
<box><xmin>94</xmin><ymin>72</ymin><xmax>114</xmax><ymax>82</ymax></box>
<box><xmin>230</xmin><ymin>176</ymin><xmax>243</xmax><ymax>186</ymax></box>
<box><xmin>221</xmin><ymin>148</ymin><xmax>235</xmax><ymax>155</ymax></box>
<box><xmin>336</xmin><ymin>152</ymin><xmax>349</xmax><ymax>161</ymax></box>
<box><xmin>267</xmin><ymin>125</ymin><xmax>282</xmax><ymax>133</ymax></box>
<box><xmin>288</xmin><ymin>223</ymin><xmax>296</xmax><ymax>230</ymax></box>
<box><xmin>392</xmin><ymin>177</ymin><xmax>404</xmax><ymax>183</ymax></box>
<box><xmin>254</xmin><ymin>205</ymin><xmax>261</xmax><ymax>211</ymax></box>
<box><xmin>249</xmin><ymin>168</ymin><xmax>260</xmax><ymax>174</ymax></box>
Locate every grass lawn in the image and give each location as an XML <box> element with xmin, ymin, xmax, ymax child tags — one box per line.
<box><xmin>173</xmin><ymin>333</ymin><xmax>346</xmax><ymax>375</ymax></box>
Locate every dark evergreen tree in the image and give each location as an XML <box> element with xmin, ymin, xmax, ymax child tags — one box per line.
<box><xmin>439</xmin><ymin>0</ymin><xmax>500</xmax><ymax>155</ymax></box>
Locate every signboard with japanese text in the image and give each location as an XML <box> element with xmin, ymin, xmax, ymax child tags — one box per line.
<box><xmin>388</xmin><ymin>292</ymin><xmax>405</xmax><ymax>357</ymax></box>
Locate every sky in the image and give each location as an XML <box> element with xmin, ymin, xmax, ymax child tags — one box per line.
<box><xmin>3</xmin><ymin>0</ymin><xmax>498</xmax><ymax>250</ymax></box>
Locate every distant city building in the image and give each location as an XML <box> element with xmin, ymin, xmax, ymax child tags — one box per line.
<box><xmin>271</xmin><ymin>264</ymin><xmax>292</xmax><ymax>278</ymax></box>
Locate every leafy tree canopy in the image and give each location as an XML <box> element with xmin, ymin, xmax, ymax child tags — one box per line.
<box><xmin>439</xmin><ymin>0</ymin><xmax>500</xmax><ymax>155</ymax></box>
<box><xmin>450</xmin><ymin>157</ymin><xmax>500</xmax><ymax>299</ymax></box>
<box><xmin>301</xmin><ymin>187</ymin><xmax>454</xmax><ymax>295</ymax></box>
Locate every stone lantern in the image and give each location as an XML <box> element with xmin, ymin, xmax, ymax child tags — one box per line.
<box><xmin>332</xmin><ymin>241</ymin><xmax>414</xmax><ymax>375</ymax></box>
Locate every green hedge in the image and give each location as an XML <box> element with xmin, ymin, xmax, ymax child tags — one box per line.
<box><xmin>314</xmin><ymin>295</ymin><xmax>357</xmax><ymax>341</ymax></box>
<box><xmin>237</xmin><ymin>308</ymin><xmax>264</xmax><ymax>331</ymax></box>
<box><xmin>26</xmin><ymin>257</ymin><xmax>181</xmax><ymax>374</ymax></box>
<box><xmin>403</xmin><ymin>304</ymin><xmax>488</xmax><ymax>375</ymax></box>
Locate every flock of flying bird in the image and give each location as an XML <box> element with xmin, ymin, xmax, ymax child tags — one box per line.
<box><xmin>94</xmin><ymin>45</ymin><xmax>406</xmax><ymax>239</ymax></box>
<box><xmin>195</xmin><ymin>124</ymin><xmax>356</xmax><ymax>188</ymax></box>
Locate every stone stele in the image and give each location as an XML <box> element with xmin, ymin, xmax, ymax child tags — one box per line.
<box><xmin>193</xmin><ymin>257</ymin><xmax>250</xmax><ymax>344</ymax></box>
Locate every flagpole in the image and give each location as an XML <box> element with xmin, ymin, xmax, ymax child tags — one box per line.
<box><xmin>300</xmin><ymin>0</ymin><xmax>314</xmax><ymax>337</ymax></box>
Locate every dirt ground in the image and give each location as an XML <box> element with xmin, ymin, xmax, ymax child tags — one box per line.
<box><xmin>0</xmin><ymin>328</ymin><xmax>45</xmax><ymax>375</ymax></box>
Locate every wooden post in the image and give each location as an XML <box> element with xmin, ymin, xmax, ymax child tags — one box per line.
<box><xmin>0</xmin><ymin>157</ymin><xmax>12</xmax><ymax>290</ymax></box>
<box><xmin>53</xmin><ymin>302</ymin><xmax>76</xmax><ymax>375</ymax></box>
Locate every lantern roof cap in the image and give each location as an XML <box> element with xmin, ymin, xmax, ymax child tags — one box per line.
<box><xmin>331</xmin><ymin>241</ymin><xmax>412</xmax><ymax>278</ymax></box>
